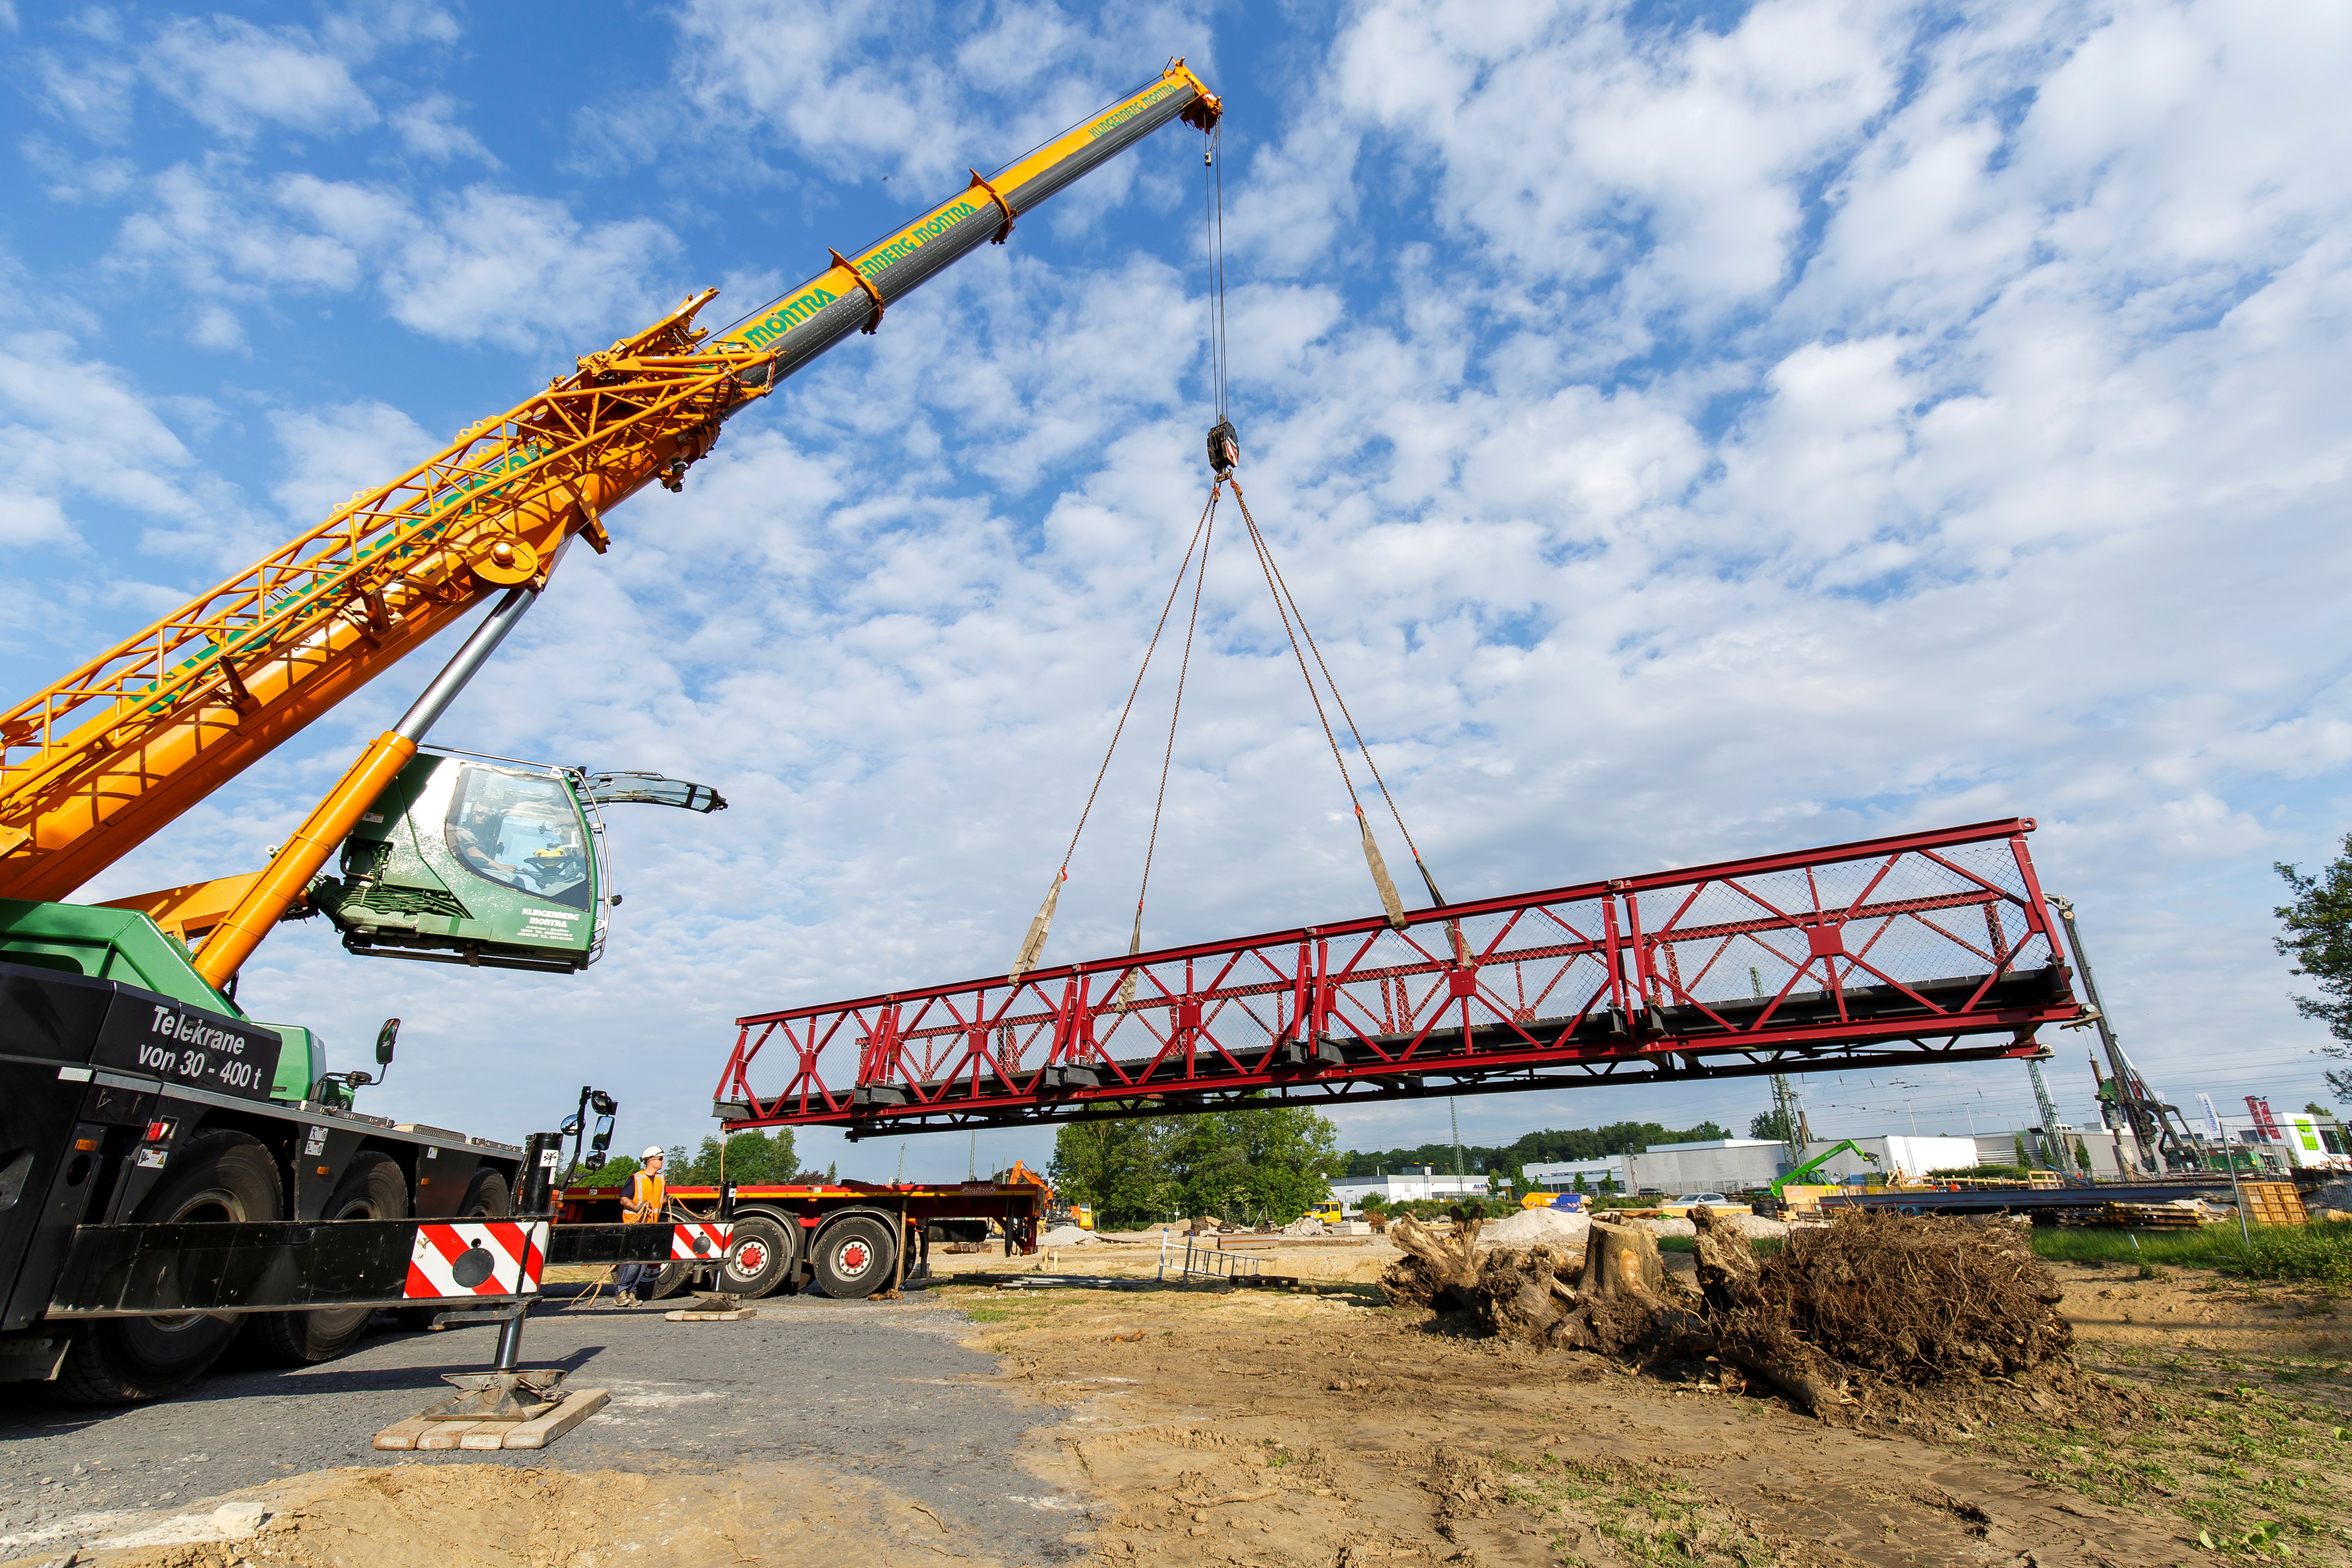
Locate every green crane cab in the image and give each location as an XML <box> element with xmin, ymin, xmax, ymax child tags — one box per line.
<box><xmin>310</xmin><ymin>749</ymin><xmax>724</xmax><ymax>974</ymax></box>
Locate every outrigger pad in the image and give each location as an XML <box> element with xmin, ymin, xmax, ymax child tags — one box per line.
<box><xmin>424</xmin><ymin>1368</ymin><xmax>569</xmax><ymax>1422</ymax></box>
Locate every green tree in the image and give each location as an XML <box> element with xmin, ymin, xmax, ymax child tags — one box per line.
<box><xmin>1750</xmin><ymin>1107</ymin><xmax>1801</xmax><ymax>1144</ymax></box>
<box><xmin>1165</xmin><ymin>1104</ymin><xmax>1341</xmax><ymax>1223</ymax></box>
<box><xmin>573</xmin><ymin>1155</ymin><xmax>637</xmax><ymax>1189</ymax></box>
<box><xmin>2277</xmin><ymin>841</ymin><xmax>2352</xmax><ymax>1100</ymax></box>
<box><xmin>1357</xmin><ymin>1191</ymin><xmax>1389</xmax><ymax>1214</ymax></box>
<box><xmin>2013</xmin><ymin>1133</ymin><xmax>2031</xmax><ymax>1169</ymax></box>
<box><xmin>1049</xmin><ymin>1117</ymin><xmax>1170</xmax><ymax>1227</ymax></box>
<box><xmin>2074</xmin><ymin>1136</ymin><xmax>2092</xmax><ymax>1172</ymax></box>
<box><xmin>1571</xmin><ymin>1172</ymin><xmax>1588</xmax><ymax>1194</ymax></box>
<box><xmin>679</xmin><ymin>1129</ymin><xmax>797</xmax><ymax>1186</ymax></box>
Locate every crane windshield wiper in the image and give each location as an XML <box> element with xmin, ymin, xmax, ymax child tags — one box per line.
<box><xmin>582</xmin><ymin>772</ymin><xmax>728</xmax><ymax>813</ymax></box>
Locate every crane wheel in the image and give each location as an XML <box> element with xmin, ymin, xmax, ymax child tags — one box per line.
<box><xmin>459</xmin><ymin>1166</ymin><xmax>512</xmax><ymax>1218</ymax></box>
<box><xmin>812</xmin><ymin>1215</ymin><xmax>895</xmax><ymax>1299</ymax></box>
<box><xmin>242</xmin><ymin>1151</ymin><xmax>408</xmax><ymax>1365</ymax></box>
<box><xmin>49</xmin><ymin>1132</ymin><xmax>282</xmax><ymax>1404</ymax></box>
<box><xmin>718</xmin><ymin>1214</ymin><xmax>796</xmax><ymax>1299</ymax></box>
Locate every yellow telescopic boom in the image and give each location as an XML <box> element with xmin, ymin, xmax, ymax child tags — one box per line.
<box><xmin>0</xmin><ymin>63</ymin><xmax>1220</xmax><ymax>979</ymax></box>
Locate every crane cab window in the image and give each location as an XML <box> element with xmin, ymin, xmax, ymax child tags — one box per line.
<box><xmin>444</xmin><ymin>765</ymin><xmax>592</xmax><ymax>909</ymax></box>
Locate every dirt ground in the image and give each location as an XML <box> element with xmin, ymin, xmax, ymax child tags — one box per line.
<box><xmin>19</xmin><ymin>1234</ymin><xmax>2352</xmax><ymax>1568</ymax></box>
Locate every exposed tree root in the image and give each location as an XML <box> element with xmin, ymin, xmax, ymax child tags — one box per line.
<box><xmin>1383</xmin><ymin>1205</ymin><xmax>2089</xmax><ymax>1423</ymax></box>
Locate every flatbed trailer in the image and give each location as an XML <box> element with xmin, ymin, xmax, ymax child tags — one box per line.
<box><xmin>559</xmin><ymin>1177</ymin><xmax>1047</xmax><ymax>1301</ymax></box>
<box><xmin>1809</xmin><ymin>1180</ymin><xmax>2233</xmax><ymax>1221</ymax></box>
<box><xmin>1</xmin><ymin>957</ymin><xmax>699</xmax><ymax>1403</ymax></box>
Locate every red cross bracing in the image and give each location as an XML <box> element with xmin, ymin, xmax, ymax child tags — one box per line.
<box><xmin>711</xmin><ymin>818</ymin><xmax>2082</xmax><ymax>1139</ymax></box>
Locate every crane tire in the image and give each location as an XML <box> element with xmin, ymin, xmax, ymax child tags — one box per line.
<box><xmin>49</xmin><ymin>1131</ymin><xmax>282</xmax><ymax>1404</ymax></box>
<box><xmin>718</xmin><ymin>1214</ymin><xmax>795</xmax><ymax>1299</ymax></box>
<box><xmin>243</xmin><ymin>1151</ymin><xmax>408</xmax><ymax>1365</ymax></box>
<box><xmin>812</xmin><ymin>1214</ymin><xmax>895</xmax><ymax>1299</ymax></box>
<box><xmin>460</xmin><ymin>1167</ymin><xmax>512</xmax><ymax>1217</ymax></box>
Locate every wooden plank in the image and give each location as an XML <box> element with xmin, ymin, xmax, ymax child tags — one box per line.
<box><xmin>501</xmin><ymin>1388</ymin><xmax>609</xmax><ymax>1450</ymax></box>
<box><xmin>459</xmin><ymin>1421</ymin><xmax>523</xmax><ymax>1450</ymax></box>
<box><xmin>663</xmin><ymin>1307</ymin><xmax>757</xmax><ymax>1321</ymax></box>
<box><xmin>373</xmin><ymin>1414</ymin><xmax>438</xmax><ymax>1451</ymax></box>
<box><xmin>416</xmin><ymin>1420</ymin><xmax>486</xmax><ymax>1451</ymax></box>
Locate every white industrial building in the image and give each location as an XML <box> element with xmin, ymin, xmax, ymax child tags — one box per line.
<box><xmin>1329</xmin><ymin>1167</ymin><xmax>1490</xmax><ymax>1208</ymax></box>
<box><xmin>1523</xmin><ymin>1135</ymin><xmax>1987</xmax><ymax>1196</ymax></box>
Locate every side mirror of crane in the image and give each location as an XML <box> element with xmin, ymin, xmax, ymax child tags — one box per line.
<box><xmin>376</xmin><ymin>1016</ymin><xmax>399</xmax><ymax>1067</ymax></box>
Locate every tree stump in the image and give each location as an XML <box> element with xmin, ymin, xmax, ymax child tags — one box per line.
<box><xmin>1546</xmin><ymin>1219</ymin><xmax>1695</xmax><ymax>1356</ymax></box>
<box><xmin>1381</xmin><ymin>1213</ymin><xmax>1484</xmax><ymax>1310</ymax></box>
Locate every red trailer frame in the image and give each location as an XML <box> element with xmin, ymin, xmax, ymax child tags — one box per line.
<box><xmin>714</xmin><ymin>819</ymin><xmax>2082</xmax><ymax>1138</ymax></box>
<box><xmin>558</xmin><ymin>1176</ymin><xmax>1051</xmax><ymax>1299</ymax></box>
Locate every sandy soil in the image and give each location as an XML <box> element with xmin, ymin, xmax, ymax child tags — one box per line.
<box><xmin>24</xmin><ymin>1236</ymin><xmax>2352</xmax><ymax>1568</ymax></box>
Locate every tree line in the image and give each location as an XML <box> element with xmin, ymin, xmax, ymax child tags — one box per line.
<box><xmin>1049</xmin><ymin>1105</ymin><xmax>1341</xmax><ymax>1229</ymax></box>
<box><xmin>569</xmin><ymin>1127</ymin><xmax>803</xmax><ymax>1189</ymax></box>
<box><xmin>1338</xmin><ymin>1119</ymin><xmax>1731</xmax><ymax>1178</ymax></box>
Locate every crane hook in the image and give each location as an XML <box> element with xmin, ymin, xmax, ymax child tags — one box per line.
<box><xmin>1206</xmin><ymin>420</ymin><xmax>1238</xmax><ymax>476</ymax></box>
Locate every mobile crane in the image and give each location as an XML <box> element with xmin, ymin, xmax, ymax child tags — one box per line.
<box><xmin>0</xmin><ymin>61</ymin><xmax>1223</xmax><ymax>1401</ymax></box>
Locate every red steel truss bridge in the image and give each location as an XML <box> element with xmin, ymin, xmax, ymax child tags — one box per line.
<box><xmin>713</xmin><ymin>818</ymin><xmax>2083</xmax><ymax>1138</ymax></box>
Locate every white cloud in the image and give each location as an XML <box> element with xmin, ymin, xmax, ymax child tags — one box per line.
<box><xmin>108</xmin><ymin>165</ymin><xmax>677</xmax><ymax>352</ymax></box>
<box><xmin>389</xmin><ymin>91</ymin><xmax>494</xmax><ymax>163</ymax></box>
<box><xmin>379</xmin><ymin>187</ymin><xmax>677</xmax><ymax>350</ymax></box>
<box><xmin>270</xmin><ymin>400</ymin><xmax>434</xmax><ymax>526</ymax></box>
<box><xmin>673</xmin><ymin>0</ymin><xmax>1217</xmax><ymax>181</ymax></box>
<box><xmin>144</xmin><ymin>15</ymin><xmax>381</xmax><ymax>137</ymax></box>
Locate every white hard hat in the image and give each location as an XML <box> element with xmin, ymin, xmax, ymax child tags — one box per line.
<box><xmin>642</xmin><ymin>1145</ymin><xmax>664</xmax><ymax>1160</ymax></box>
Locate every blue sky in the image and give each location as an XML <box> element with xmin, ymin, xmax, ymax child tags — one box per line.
<box><xmin>6</xmin><ymin>0</ymin><xmax>2350</xmax><ymax>1179</ymax></box>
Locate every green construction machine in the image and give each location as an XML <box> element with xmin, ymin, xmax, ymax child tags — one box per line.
<box><xmin>312</xmin><ymin>750</ymin><xmax>726</xmax><ymax>973</ymax></box>
<box><xmin>1772</xmin><ymin>1139</ymin><xmax>1882</xmax><ymax>1194</ymax></box>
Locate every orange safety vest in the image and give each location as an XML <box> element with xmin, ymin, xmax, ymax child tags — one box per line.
<box><xmin>624</xmin><ymin>1167</ymin><xmax>666</xmax><ymax>1223</ymax></box>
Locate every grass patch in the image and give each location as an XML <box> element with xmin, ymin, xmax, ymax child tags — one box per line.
<box><xmin>2031</xmin><ymin>1223</ymin><xmax>2352</xmax><ymax>1286</ymax></box>
<box><xmin>962</xmin><ymin>1304</ymin><xmax>1013</xmax><ymax>1322</ymax></box>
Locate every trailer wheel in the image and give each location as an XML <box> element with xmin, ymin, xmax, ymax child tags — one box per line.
<box><xmin>719</xmin><ymin>1215</ymin><xmax>795</xmax><ymax>1299</ymax></box>
<box><xmin>243</xmin><ymin>1152</ymin><xmax>408</xmax><ymax>1365</ymax></box>
<box><xmin>51</xmin><ymin>1131</ymin><xmax>281</xmax><ymax>1405</ymax></box>
<box><xmin>812</xmin><ymin>1215</ymin><xmax>894</xmax><ymax>1299</ymax></box>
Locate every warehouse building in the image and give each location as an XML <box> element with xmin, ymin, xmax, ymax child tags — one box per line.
<box><xmin>1524</xmin><ymin>1134</ymin><xmax>1987</xmax><ymax>1196</ymax></box>
<box><xmin>1328</xmin><ymin>1167</ymin><xmax>1490</xmax><ymax>1208</ymax></box>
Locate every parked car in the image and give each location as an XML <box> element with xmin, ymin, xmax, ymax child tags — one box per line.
<box><xmin>1659</xmin><ymin>1192</ymin><xmax>1753</xmax><ymax>1218</ymax></box>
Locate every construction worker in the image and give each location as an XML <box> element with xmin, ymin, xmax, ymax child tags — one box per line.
<box><xmin>614</xmin><ymin>1145</ymin><xmax>666</xmax><ymax>1308</ymax></box>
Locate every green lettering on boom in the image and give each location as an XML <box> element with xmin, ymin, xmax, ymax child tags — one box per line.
<box><xmin>738</xmin><ymin>286</ymin><xmax>842</xmax><ymax>348</ymax></box>
<box><xmin>1088</xmin><ymin>80</ymin><xmax>1183</xmax><ymax>140</ymax></box>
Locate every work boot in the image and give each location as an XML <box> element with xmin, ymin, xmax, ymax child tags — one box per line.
<box><xmin>615</xmin><ymin>1291</ymin><xmax>635</xmax><ymax>1309</ymax></box>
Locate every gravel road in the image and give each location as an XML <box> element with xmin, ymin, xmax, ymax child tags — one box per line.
<box><xmin>0</xmin><ymin>1285</ymin><xmax>1077</xmax><ymax>1562</ymax></box>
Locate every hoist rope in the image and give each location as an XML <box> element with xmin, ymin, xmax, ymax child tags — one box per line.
<box><xmin>1205</xmin><ymin>122</ymin><xmax>1229</xmax><ymax>429</ymax></box>
<box><xmin>1012</xmin><ymin>483</ymin><xmax>1221</xmax><ymax>983</ymax></box>
<box><xmin>1229</xmin><ymin>479</ymin><xmax>1448</xmax><ymax>908</ymax></box>
<box><xmin>1133</xmin><ymin>494</ymin><xmax>1215</xmax><ymax>941</ymax></box>
<box><xmin>1052</xmin><ymin>483</ymin><xmax>1222</xmax><ymax>879</ymax></box>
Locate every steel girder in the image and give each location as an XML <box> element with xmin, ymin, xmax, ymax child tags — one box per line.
<box><xmin>713</xmin><ymin>818</ymin><xmax>2080</xmax><ymax>1138</ymax></box>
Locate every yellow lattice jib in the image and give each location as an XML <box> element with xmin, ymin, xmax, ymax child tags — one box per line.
<box><xmin>0</xmin><ymin>292</ymin><xmax>767</xmax><ymax>901</ymax></box>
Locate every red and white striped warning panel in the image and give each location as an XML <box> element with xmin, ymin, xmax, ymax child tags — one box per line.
<box><xmin>671</xmin><ymin>1221</ymin><xmax>733</xmax><ymax>1260</ymax></box>
<box><xmin>403</xmin><ymin>1221</ymin><xmax>549</xmax><ymax>1299</ymax></box>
